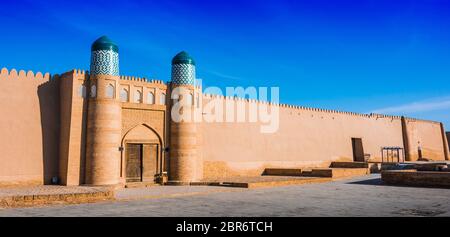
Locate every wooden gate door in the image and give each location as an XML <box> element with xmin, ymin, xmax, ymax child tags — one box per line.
<box><xmin>352</xmin><ymin>138</ymin><xmax>365</xmax><ymax>162</ymax></box>
<box><xmin>126</xmin><ymin>144</ymin><xmax>143</xmax><ymax>182</ymax></box>
<box><xmin>142</xmin><ymin>144</ymin><xmax>159</xmax><ymax>182</ymax></box>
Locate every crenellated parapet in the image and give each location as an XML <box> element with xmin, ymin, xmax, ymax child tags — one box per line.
<box><xmin>72</xmin><ymin>69</ymin><xmax>88</xmax><ymax>78</ymax></box>
<box><xmin>119</xmin><ymin>75</ymin><xmax>165</xmax><ymax>84</ymax></box>
<box><xmin>120</xmin><ymin>75</ymin><xmax>148</xmax><ymax>82</ymax></box>
<box><xmin>0</xmin><ymin>67</ymin><xmax>51</xmax><ymax>81</ymax></box>
<box><xmin>402</xmin><ymin>116</ymin><xmax>442</xmax><ymax>125</ymax></box>
<box><xmin>60</xmin><ymin>69</ymin><xmax>89</xmax><ymax>82</ymax></box>
<box><xmin>119</xmin><ymin>75</ymin><xmax>167</xmax><ymax>89</ymax></box>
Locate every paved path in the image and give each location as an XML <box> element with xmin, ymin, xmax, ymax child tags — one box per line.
<box><xmin>1</xmin><ymin>174</ymin><xmax>450</xmax><ymax>217</ymax></box>
<box><xmin>115</xmin><ymin>186</ymin><xmax>238</xmax><ymax>200</ymax></box>
<box><xmin>0</xmin><ymin>185</ymin><xmax>109</xmax><ymax>198</ymax></box>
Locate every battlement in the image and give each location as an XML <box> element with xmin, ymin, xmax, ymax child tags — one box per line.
<box><xmin>403</xmin><ymin>116</ymin><xmax>442</xmax><ymax>125</ymax></box>
<box><xmin>150</xmin><ymin>79</ymin><xmax>165</xmax><ymax>84</ymax></box>
<box><xmin>119</xmin><ymin>75</ymin><xmax>167</xmax><ymax>89</ymax></box>
<box><xmin>119</xmin><ymin>75</ymin><xmax>165</xmax><ymax>85</ymax></box>
<box><xmin>59</xmin><ymin>69</ymin><xmax>88</xmax><ymax>80</ymax></box>
<box><xmin>0</xmin><ymin>67</ymin><xmax>51</xmax><ymax>81</ymax></box>
<box><xmin>120</xmin><ymin>75</ymin><xmax>148</xmax><ymax>82</ymax></box>
<box><xmin>72</xmin><ymin>69</ymin><xmax>88</xmax><ymax>77</ymax></box>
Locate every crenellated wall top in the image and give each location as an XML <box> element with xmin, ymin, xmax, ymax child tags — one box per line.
<box><xmin>0</xmin><ymin>67</ymin><xmax>51</xmax><ymax>81</ymax></box>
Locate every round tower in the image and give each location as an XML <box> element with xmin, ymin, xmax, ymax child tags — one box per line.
<box><xmin>85</xmin><ymin>36</ymin><xmax>122</xmax><ymax>186</ymax></box>
<box><xmin>169</xmin><ymin>51</ymin><xmax>203</xmax><ymax>182</ymax></box>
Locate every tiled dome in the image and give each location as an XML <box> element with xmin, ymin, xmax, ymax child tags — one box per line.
<box><xmin>91</xmin><ymin>36</ymin><xmax>119</xmax><ymax>53</ymax></box>
<box><xmin>90</xmin><ymin>36</ymin><xmax>119</xmax><ymax>76</ymax></box>
<box><xmin>171</xmin><ymin>51</ymin><xmax>195</xmax><ymax>85</ymax></box>
<box><xmin>172</xmin><ymin>51</ymin><xmax>195</xmax><ymax>66</ymax></box>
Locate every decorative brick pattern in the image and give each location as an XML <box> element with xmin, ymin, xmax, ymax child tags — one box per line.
<box><xmin>122</xmin><ymin>108</ymin><xmax>165</xmax><ymax>137</ymax></box>
<box><xmin>90</xmin><ymin>50</ymin><xmax>119</xmax><ymax>76</ymax></box>
<box><xmin>171</xmin><ymin>64</ymin><xmax>195</xmax><ymax>85</ymax></box>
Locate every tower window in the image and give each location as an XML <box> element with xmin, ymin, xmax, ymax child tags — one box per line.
<box><xmin>160</xmin><ymin>93</ymin><xmax>166</xmax><ymax>105</ymax></box>
<box><xmin>134</xmin><ymin>90</ymin><xmax>143</xmax><ymax>103</ymax></box>
<box><xmin>120</xmin><ymin>88</ymin><xmax>128</xmax><ymax>102</ymax></box>
<box><xmin>147</xmin><ymin>92</ymin><xmax>155</xmax><ymax>104</ymax></box>
<box><xmin>106</xmin><ymin>84</ymin><xmax>115</xmax><ymax>99</ymax></box>
<box><xmin>78</xmin><ymin>85</ymin><xmax>86</xmax><ymax>98</ymax></box>
<box><xmin>90</xmin><ymin>85</ymin><xmax>97</xmax><ymax>98</ymax></box>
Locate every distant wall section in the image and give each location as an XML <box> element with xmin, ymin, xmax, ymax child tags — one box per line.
<box><xmin>404</xmin><ymin>118</ymin><xmax>446</xmax><ymax>161</ymax></box>
<box><xmin>446</xmin><ymin>132</ymin><xmax>450</xmax><ymax>158</ymax></box>
<box><xmin>200</xmin><ymin>95</ymin><xmax>446</xmax><ymax>179</ymax></box>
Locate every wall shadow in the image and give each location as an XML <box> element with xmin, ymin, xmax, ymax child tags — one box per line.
<box><xmin>348</xmin><ymin>178</ymin><xmax>384</xmax><ymax>186</ymax></box>
<box><xmin>37</xmin><ymin>76</ymin><xmax>61</xmax><ymax>184</ymax></box>
<box><xmin>79</xmin><ymin>75</ymin><xmax>89</xmax><ymax>185</ymax></box>
<box><xmin>348</xmin><ymin>176</ymin><xmax>450</xmax><ymax>190</ymax></box>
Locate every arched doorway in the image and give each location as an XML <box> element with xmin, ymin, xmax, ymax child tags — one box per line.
<box><xmin>121</xmin><ymin>124</ymin><xmax>163</xmax><ymax>183</ymax></box>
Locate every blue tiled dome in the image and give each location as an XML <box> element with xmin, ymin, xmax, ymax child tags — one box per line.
<box><xmin>90</xmin><ymin>36</ymin><xmax>119</xmax><ymax>76</ymax></box>
<box><xmin>172</xmin><ymin>51</ymin><xmax>195</xmax><ymax>66</ymax></box>
<box><xmin>171</xmin><ymin>51</ymin><xmax>195</xmax><ymax>85</ymax></box>
<box><xmin>91</xmin><ymin>36</ymin><xmax>119</xmax><ymax>53</ymax></box>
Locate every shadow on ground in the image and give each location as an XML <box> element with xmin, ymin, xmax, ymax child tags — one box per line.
<box><xmin>347</xmin><ymin>178</ymin><xmax>384</xmax><ymax>186</ymax></box>
<box><xmin>347</xmin><ymin>177</ymin><xmax>450</xmax><ymax>190</ymax></box>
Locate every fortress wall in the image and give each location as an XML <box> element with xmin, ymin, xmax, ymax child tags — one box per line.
<box><xmin>442</xmin><ymin>125</ymin><xmax>449</xmax><ymax>160</ymax></box>
<box><xmin>0</xmin><ymin>68</ymin><xmax>60</xmax><ymax>186</ymax></box>
<box><xmin>447</xmin><ymin>132</ymin><xmax>450</xmax><ymax>156</ymax></box>
<box><xmin>404</xmin><ymin>118</ymin><xmax>446</xmax><ymax>161</ymax></box>
<box><xmin>58</xmin><ymin>72</ymin><xmax>72</xmax><ymax>185</ymax></box>
<box><xmin>200</xmin><ymin>96</ymin><xmax>405</xmax><ymax>179</ymax></box>
<box><xmin>58</xmin><ymin>70</ymin><xmax>88</xmax><ymax>186</ymax></box>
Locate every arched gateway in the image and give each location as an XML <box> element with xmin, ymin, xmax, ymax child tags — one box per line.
<box><xmin>120</xmin><ymin>124</ymin><xmax>164</xmax><ymax>183</ymax></box>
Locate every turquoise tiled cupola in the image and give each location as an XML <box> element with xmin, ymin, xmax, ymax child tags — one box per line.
<box><xmin>90</xmin><ymin>36</ymin><xmax>119</xmax><ymax>76</ymax></box>
<box><xmin>171</xmin><ymin>51</ymin><xmax>196</xmax><ymax>85</ymax></box>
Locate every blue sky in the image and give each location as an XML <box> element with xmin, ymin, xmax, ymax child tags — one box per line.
<box><xmin>0</xmin><ymin>0</ymin><xmax>449</xmax><ymax>127</ymax></box>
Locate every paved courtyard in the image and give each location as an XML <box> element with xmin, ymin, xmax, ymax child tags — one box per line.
<box><xmin>1</xmin><ymin>174</ymin><xmax>450</xmax><ymax>217</ymax></box>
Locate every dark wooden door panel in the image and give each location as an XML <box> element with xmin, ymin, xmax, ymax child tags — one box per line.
<box><xmin>352</xmin><ymin>138</ymin><xmax>365</xmax><ymax>162</ymax></box>
<box><xmin>143</xmin><ymin>144</ymin><xmax>158</xmax><ymax>182</ymax></box>
<box><xmin>126</xmin><ymin>144</ymin><xmax>142</xmax><ymax>182</ymax></box>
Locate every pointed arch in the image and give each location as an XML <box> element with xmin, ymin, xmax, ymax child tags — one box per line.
<box><xmin>121</xmin><ymin>123</ymin><xmax>164</xmax><ymax>147</ymax></box>
<box><xmin>120</xmin><ymin>123</ymin><xmax>165</xmax><ymax>181</ymax></box>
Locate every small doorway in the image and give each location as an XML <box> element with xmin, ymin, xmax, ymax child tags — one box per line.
<box><xmin>126</xmin><ymin>143</ymin><xmax>159</xmax><ymax>183</ymax></box>
<box><xmin>351</xmin><ymin>138</ymin><xmax>365</xmax><ymax>162</ymax></box>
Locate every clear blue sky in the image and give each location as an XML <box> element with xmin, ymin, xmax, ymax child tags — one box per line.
<box><xmin>1</xmin><ymin>0</ymin><xmax>449</xmax><ymax>128</ymax></box>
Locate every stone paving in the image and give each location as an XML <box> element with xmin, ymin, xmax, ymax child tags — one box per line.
<box><xmin>115</xmin><ymin>186</ymin><xmax>237</xmax><ymax>200</ymax></box>
<box><xmin>0</xmin><ymin>185</ymin><xmax>113</xmax><ymax>208</ymax></box>
<box><xmin>0</xmin><ymin>185</ymin><xmax>110</xmax><ymax>198</ymax></box>
<box><xmin>1</xmin><ymin>174</ymin><xmax>450</xmax><ymax>216</ymax></box>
